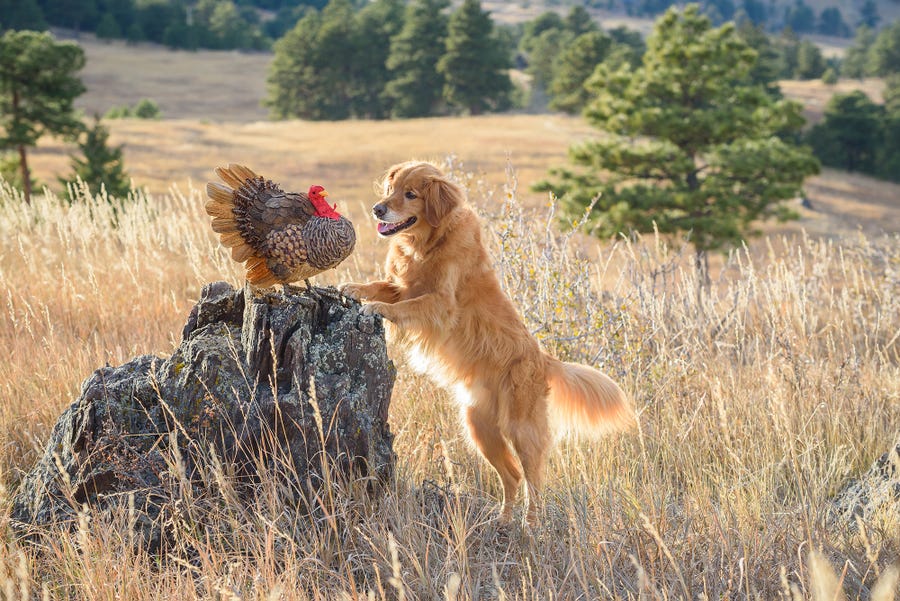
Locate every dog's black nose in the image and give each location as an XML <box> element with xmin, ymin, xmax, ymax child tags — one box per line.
<box><xmin>372</xmin><ymin>203</ymin><xmax>387</xmax><ymax>219</ymax></box>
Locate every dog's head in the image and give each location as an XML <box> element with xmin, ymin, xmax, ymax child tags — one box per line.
<box><xmin>372</xmin><ymin>162</ymin><xmax>463</xmax><ymax>238</ymax></box>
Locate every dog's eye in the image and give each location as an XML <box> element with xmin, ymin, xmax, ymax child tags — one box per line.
<box><xmin>404</xmin><ymin>191</ymin><xmax>417</xmax><ymax>200</ymax></box>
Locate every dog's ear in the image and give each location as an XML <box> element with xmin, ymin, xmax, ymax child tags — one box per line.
<box><xmin>423</xmin><ymin>176</ymin><xmax>463</xmax><ymax>228</ymax></box>
<box><xmin>378</xmin><ymin>163</ymin><xmax>407</xmax><ymax>196</ymax></box>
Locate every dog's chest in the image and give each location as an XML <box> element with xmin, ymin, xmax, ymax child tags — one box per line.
<box><xmin>388</xmin><ymin>249</ymin><xmax>441</xmax><ymax>297</ymax></box>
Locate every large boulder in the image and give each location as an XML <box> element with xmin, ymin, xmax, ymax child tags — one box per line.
<box><xmin>10</xmin><ymin>282</ymin><xmax>396</xmax><ymax>552</ymax></box>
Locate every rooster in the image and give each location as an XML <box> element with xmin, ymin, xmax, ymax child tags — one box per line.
<box><xmin>205</xmin><ymin>164</ymin><xmax>356</xmax><ymax>289</ymax></box>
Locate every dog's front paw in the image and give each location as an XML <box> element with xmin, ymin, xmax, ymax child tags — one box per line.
<box><xmin>338</xmin><ymin>282</ymin><xmax>364</xmax><ymax>301</ymax></box>
<box><xmin>360</xmin><ymin>301</ymin><xmax>388</xmax><ymax>319</ymax></box>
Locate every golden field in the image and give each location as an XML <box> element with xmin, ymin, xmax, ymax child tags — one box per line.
<box><xmin>1</xmin><ymin>35</ymin><xmax>899</xmax><ymax>600</ymax></box>
<box><xmin>2</xmin><ymin>162</ymin><xmax>899</xmax><ymax>599</ymax></box>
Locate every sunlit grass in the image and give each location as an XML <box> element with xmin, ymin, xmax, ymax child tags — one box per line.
<box><xmin>0</xmin><ymin>168</ymin><xmax>897</xmax><ymax>599</ymax></box>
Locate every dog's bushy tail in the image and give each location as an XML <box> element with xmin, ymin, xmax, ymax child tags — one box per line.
<box><xmin>546</xmin><ymin>357</ymin><xmax>635</xmax><ymax>437</ymax></box>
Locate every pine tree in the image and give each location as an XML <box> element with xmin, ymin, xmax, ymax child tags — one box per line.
<box><xmin>0</xmin><ymin>30</ymin><xmax>85</xmax><ymax>203</ymax></box>
<box><xmin>350</xmin><ymin>0</ymin><xmax>404</xmax><ymax>119</ymax></box>
<box><xmin>876</xmin><ymin>74</ymin><xmax>900</xmax><ymax>181</ymax></box>
<box><xmin>96</xmin><ymin>13</ymin><xmax>122</xmax><ymax>41</ymax></box>
<box><xmin>563</xmin><ymin>6</ymin><xmax>598</xmax><ymax>37</ymax></box>
<box><xmin>385</xmin><ymin>0</ymin><xmax>449</xmax><ymax>118</ymax></box>
<box><xmin>868</xmin><ymin>19</ymin><xmax>900</xmax><ymax>77</ymax></box>
<box><xmin>266</xmin><ymin>10</ymin><xmax>327</xmax><ymax>119</ymax></box>
<box><xmin>62</xmin><ymin>116</ymin><xmax>131</xmax><ymax>199</ymax></box>
<box><xmin>818</xmin><ymin>7</ymin><xmax>849</xmax><ymax>38</ymax></box>
<box><xmin>784</xmin><ymin>0</ymin><xmax>815</xmax><ymax>33</ymax></box>
<box><xmin>0</xmin><ymin>0</ymin><xmax>47</xmax><ymax>31</ymax></box>
<box><xmin>520</xmin><ymin>11</ymin><xmax>565</xmax><ymax>54</ymax></box>
<box><xmin>437</xmin><ymin>0</ymin><xmax>512</xmax><ymax>115</ymax></box>
<box><xmin>858</xmin><ymin>0</ymin><xmax>879</xmax><ymax>29</ymax></box>
<box><xmin>524</xmin><ymin>27</ymin><xmax>575</xmax><ymax>91</ymax></box>
<box><xmin>735</xmin><ymin>20</ymin><xmax>781</xmax><ymax>95</ymax></box>
<box><xmin>536</xmin><ymin>5</ymin><xmax>819</xmax><ymax>278</ymax></box>
<box><xmin>795</xmin><ymin>39</ymin><xmax>825</xmax><ymax>79</ymax></box>
<box><xmin>548</xmin><ymin>30</ymin><xmax>613</xmax><ymax>114</ymax></box>
<box><xmin>840</xmin><ymin>26</ymin><xmax>874</xmax><ymax>78</ymax></box>
<box><xmin>806</xmin><ymin>91</ymin><xmax>883</xmax><ymax>173</ymax></box>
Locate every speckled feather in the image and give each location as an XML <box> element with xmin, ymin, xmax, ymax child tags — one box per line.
<box><xmin>205</xmin><ymin>164</ymin><xmax>356</xmax><ymax>286</ymax></box>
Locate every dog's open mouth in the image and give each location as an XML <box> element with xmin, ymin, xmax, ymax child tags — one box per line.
<box><xmin>376</xmin><ymin>216</ymin><xmax>417</xmax><ymax>236</ymax></box>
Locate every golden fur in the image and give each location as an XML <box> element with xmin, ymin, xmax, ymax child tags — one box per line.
<box><xmin>341</xmin><ymin>161</ymin><xmax>635</xmax><ymax>522</ymax></box>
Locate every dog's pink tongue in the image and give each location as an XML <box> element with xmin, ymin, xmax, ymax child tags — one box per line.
<box><xmin>377</xmin><ymin>222</ymin><xmax>391</xmax><ymax>234</ymax></box>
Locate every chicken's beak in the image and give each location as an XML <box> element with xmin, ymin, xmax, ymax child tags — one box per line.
<box><xmin>319</xmin><ymin>190</ymin><xmax>329</xmax><ymax>198</ymax></box>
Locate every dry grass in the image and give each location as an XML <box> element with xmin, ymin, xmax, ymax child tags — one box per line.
<box><xmin>26</xmin><ymin>113</ymin><xmax>900</xmax><ymax>248</ymax></box>
<box><xmin>27</xmin><ymin>113</ymin><xmax>595</xmax><ymax>212</ymax></box>
<box><xmin>0</xmin><ymin>158</ymin><xmax>898</xmax><ymax>598</ymax></box>
<box><xmin>779</xmin><ymin>78</ymin><xmax>886</xmax><ymax>125</ymax></box>
<box><xmin>70</xmin><ymin>34</ymin><xmax>270</xmax><ymax>122</ymax></box>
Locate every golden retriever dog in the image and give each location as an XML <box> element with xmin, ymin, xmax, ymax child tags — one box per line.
<box><xmin>341</xmin><ymin>161</ymin><xmax>634</xmax><ymax>523</ymax></box>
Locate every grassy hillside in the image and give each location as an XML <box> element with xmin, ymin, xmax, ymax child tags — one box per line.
<box><xmin>74</xmin><ymin>36</ymin><xmax>271</xmax><ymax>122</ymax></box>
<box><xmin>28</xmin><ymin>113</ymin><xmax>900</xmax><ymax>243</ymax></box>
<box><xmin>3</xmin><ymin>29</ymin><xmax>899</xmax><ymax>600</ymax></box>
<box><xmin>0</xmin><ymin>167</ymin><xmax>897</xmax><ymax>598</ymax></box>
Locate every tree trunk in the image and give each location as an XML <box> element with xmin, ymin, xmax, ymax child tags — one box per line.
<box><xmin>18</xmin><ymin>144</ymin><xmax>32</xmax><ymax>204</ymax></box>
<box><xmin>11</xmin><ymin>90</ymin><xmax>32</xmax><ymax>204</ymax></box>
<box><xmin>10</xmin><ymin>282</ymin><xmax>396</xmax><ymax>553</ymax></box>
<box><xmin>694</xmin><ymin>249</ymin><xmax>710</xmax><ymax>286</ymax></box>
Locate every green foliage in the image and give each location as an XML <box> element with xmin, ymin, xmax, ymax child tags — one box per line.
<box><xmin>735</xmin><ymin>19</ymin><xmax>782</xmax><ymax>94</ymax></box>
<box><xmin>606</xmin><ymin>26</ymin><xmax>646</xmax><ymax>68</ymax></box>
<box><xmin>266</xmin><ymin>0</ymin><xmax>352</xmax><ymax>119</ymax></box>
<box><xmin>520</xmin><ymin>10</ymin><xmax>564</xmax><ymax>50</ymax></box>
<box><xmin>384</xmin><ymin>0</ymin><xmax>450</xmax><ymax>118</ymax></box>
<box><xmin>0</xmin><ymin>152</ymin><xmax>40</xmax><ymax>193</ymax></box>
<box><xmin>104</xmin><ymin>98</ymin><xmax>161</xmax><ymax>119</ymax></box>
<box><xmin>519</xmin><ymin>8</ymin><xmax>644</xmax><ymax>112</ymax></box>
<box><xmin>858</xmin><ymin>0</ymin><xmax>880</xmax><ymax>29</ymax></box>
<box><xmin>868</xmin><ymin>19</ymin><xmax>900</xmax><ymax>77</ymax></box>
<box><xmin>523</xmin><ymin>27</ymin><xmax>575</xmax><ymax>91</ymax></box>
<box><xmin>563</xmin><ymin>5</ymin><xmax>598</xmax><ymax>37</ymax></box>
<box><xmin>537</xmin><ymin>4</ymin><xmax>819</xmax><ymax>260</ymax></box>
<box><xmin>806</xmin><ymin>83</ymin><xmax>900</xmax><ymax>182</ymax></box>
<box><xmin>267</xmin><ymin>0</ymin><xmax>406</xmax><ymax>120</ymax></box>
<box><xmin>95</xmin><ymin>12</ymin><xmax>122</xmax><ymax>40</ymax></box>
<box><xmin>349</xmin><ymin>0</ymin><xmax>404</xmax><ymax>119</ymax></box>
<box><xmin>817</xmin><ymin>7</ymin><xmax>850</xmax><ymax>38</ymax></box>
<box><xmin>21</xmin><ymin>0</ymin><xmax>290</xmax><ymax>50</ymax></box>
<box><xmin>61</xmin><ymin>116</ymin><xmax>131</xmax><ymax>199</ymax></box>
<box><xmin>548</xmin><ymin>31</ymin><xmax>613</xmax><ymax>114</ymax></box>
<box><xmin>773</xmin><ymin>29</ymin><xmax>801</xmax><ymax>78</ymax></box>
<box><xmin>784</xmin><ymin>0</ymin><xmax>815</xmax><ymax>33</ymax></box>
<box><xmin>841</xmin><ymin>26</ymin><xmax>875</xmax><ymax>78</ymax></box>
<box><xmin>795</xmin><ymin>39</ymin><xmax>825</xmax><ymax>79</ymax></box>
<box><xmin>821</xmin><ymin>67</ymin><xmax>838</xmax><ymax>85</ymax></box>
<box><xmin>701</xmin><ymin>0</ymin><xmax>734</xmax><ymax>24</ymax></box>
<box><xmin>133</xmin><ymin>98</ymin><xmax>161</xmax><ymax>119</ymax></box>
<box><xmin>437</xmin><ymin>0</ymin><xmax>512</xmax><ymax>115</ymax></box>
<box><xmin>0</xmin><ymin>30</ymin><xmax>85</xmax><ymax>203</ymax></box>
<box><xmin>0</xmin><ymin>0</ymin><xmax>48</xmax><ymax>31</ymax></box>
<box><xmin>42</xmin><ymin>0</ymin><xmax>99</xmax><ymax>32</ymax></box>
<box><xmin>806</xmin><ymin>91</ymin><xmax>882</xmax><ymax>172</ymax></box>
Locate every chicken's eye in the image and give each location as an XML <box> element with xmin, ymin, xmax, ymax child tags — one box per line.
<box><xmin>404</xmin><ymin>191</ymin><xmax>417</xmax><ymax>200</ymax></box>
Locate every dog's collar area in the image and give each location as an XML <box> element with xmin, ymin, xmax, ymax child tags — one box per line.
<box><xmin>377</xmin><ymin>216</ymin><xmax>417</xmax><ymax>236</ymax></box>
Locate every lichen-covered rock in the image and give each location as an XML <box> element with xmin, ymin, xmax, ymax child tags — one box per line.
<box><xmin>10</xmin><ymin>282</ymin><xmax>395</xmax><ymax>552</ymax></box>
<box><xmin>829</xmin><ymin>442</ymin><xmax>900</xmax><ymax>529</ymax></box>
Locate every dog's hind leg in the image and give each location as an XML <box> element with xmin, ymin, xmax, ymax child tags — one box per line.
<box><xmin>464</xmin><ymin>403</ymin><xmax>522</xmax><ymax>522</ymax></box>
<box><xmin>503</xmin><ymin>366</ymin><xmax>552</xmax><ymax>525</ymax></box>
<box><xmin>508</xmin><ymin>414</ymin><xmax>551</xmax><ymax>525</ymax></box>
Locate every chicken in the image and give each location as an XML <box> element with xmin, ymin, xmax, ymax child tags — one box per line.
<box><xmin>205</xmin><ymin>164</ymin><xmax>356</xmax><ymax>289</ymax></box>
